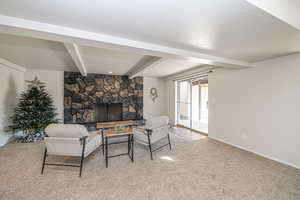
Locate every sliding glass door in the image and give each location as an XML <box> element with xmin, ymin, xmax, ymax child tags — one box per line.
<box><xmin>176</xmin><ymin>78</ymin><xmax>208</xmax><ymax>133</ymax></box>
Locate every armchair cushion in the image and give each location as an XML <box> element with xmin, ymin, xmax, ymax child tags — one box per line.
<box><xmin>134</xmin><ymin>116</ymin><xmax>170</xmax><ymax>145</ymax></box>
<box><xmin>133</xmin><ymin>127</ymin><xmax>149</xmax><ymax>145</ymax></box>
<box><xmin>145</xmin><ymin>116</ymin><xmax>169</xmax><ymax>129</ymax></box>
<box><xmin>44</xmin><ymin>124</ymin><xmax>101</xmax><ymax>157</ymax></box>
<box><xmin>45</xmin><ymin>124</ymin><xmax>88</xmax><ymax>138</ymax></box>
<box><xmin>84</xmin><ymin>133</ymin><xmax>102</xmax><ymax>157</ymax></box>
<box><xmin>44</xmin><ymin>132</ymin><xmax>101</xmax><ymax>157</ymax></box>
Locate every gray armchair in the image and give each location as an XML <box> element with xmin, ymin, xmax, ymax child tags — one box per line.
<box><xmin>133</xmin><ymin>116</ymin><xmax>172</xmax><ymax>160</ymax></box>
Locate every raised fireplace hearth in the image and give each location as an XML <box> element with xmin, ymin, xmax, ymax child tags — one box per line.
<box><xmin>64</xmin><ymin>72</ymin><xmax>143</xmax><ymax>123</ymax></box>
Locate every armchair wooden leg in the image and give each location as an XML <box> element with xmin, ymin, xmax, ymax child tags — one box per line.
<box><xmin>79</xmin><ymin>137</ymin><xmax>86</xmax><ymax>177</ymax></box>
<box><xmin>168</xmin><ymin>134</ymin><xmax>172</xmax><ymax>150</ymax></box>
<box><xmin>41</xmin><ymin>148</ymin><xmax>47</xmax><ymax>174</ymax></box>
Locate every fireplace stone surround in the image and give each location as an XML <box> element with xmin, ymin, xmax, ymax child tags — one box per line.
<box><xmin>64</xmin><ymin>72</ymin><xmax>143</xmax><ymax>124</ymax></box>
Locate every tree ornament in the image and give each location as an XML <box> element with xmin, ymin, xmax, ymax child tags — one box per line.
<box><xmin>25</xmin><ymin>76</ymin><xmax>45</xmax><ymax>90</ymax></box>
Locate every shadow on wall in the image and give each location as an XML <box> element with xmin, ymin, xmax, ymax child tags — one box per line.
<box><xmin>0</xmin><ymin>74</ymin><xmax>18</xmax><ymax>146</ymax></box>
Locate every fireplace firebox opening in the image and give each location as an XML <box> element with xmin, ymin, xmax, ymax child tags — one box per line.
<box><xmin>92</xmin><ymin>103</ymin><xmax>122</xmax><ymax>122</ymax></box>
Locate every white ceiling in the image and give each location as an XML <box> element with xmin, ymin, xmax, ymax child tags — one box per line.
<box><xmin>0</xmin><ymin>31</ymin><xmax>205</xmax><ymax>77</ymax></box>
<box><xmin>79</xmin><ymin>45</ymin><xmax>144</xmax><ymax>75</ymax></box>
<box><xmin>0</xmin><ymin>0</ymin><xmax>299</xmax><ymax>77</ymax></box>
<box><xmin>245</xmin><ymin>0</ymin><xmax>300</xmax><ymax>30</ymax></box>
<box><xmin>0</xmin><ymin>0</ymin><xmax>299</xmax><ymax>63</ymax></box>
<box><xmin>0</xmin><ymin>33</ymin><xmax>76</xmax><ymax>71</ymax></box>
<box><xmin>0</xmin><ymin>32</ymin><xmax>148</xmax><ymax>75</ymax></box>
<box><xmin>138</xmin><ymin>59</ymin><xmax>204</xmax><ymax>77</ymax></box>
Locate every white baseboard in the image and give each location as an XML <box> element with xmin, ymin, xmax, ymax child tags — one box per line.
<box><xmin>208</xmin><ymin>136</ymin><xmax>300</xmax><ymax>170</ymax></box>
<box><xmin>0</xmin><ymin>132</ymin><xmax>13</xmax><ymax>147</ymax></box>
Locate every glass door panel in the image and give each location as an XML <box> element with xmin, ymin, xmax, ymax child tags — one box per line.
<box><xmin>191</xmin><ymin>83</ymin><xmax>200</xmax><ymax>130</ymax></box>
<box><xmin>191</xmin><ymin>81</ymin><xmax>208</xmax><ymax>133</ymax></box>
<box><xmin>177</xmin><ymin>81</ymin><xmax>191</xmax><ymax>128</ymax></box>
<box><xmin>200</xmin><ymin>83</ymin><xmax>208</xmax><ymax>124</ymax></box>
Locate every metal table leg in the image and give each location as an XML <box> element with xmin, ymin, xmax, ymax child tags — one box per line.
<box><xmin>104</xmin><ymin>133</ymin><xmax>134</xmax><ymax>168</ymax></box>
<box><xmin>128</xmin><ymin>134</ymin><xmax>130</xmax><ymax>155</ymax></box>
<box><xmin>102</xmin><ymin>130</ymin><xmax>104</xmax><ymax>155</ymax></box>
<box><xmin>105</xmin><ymin>136</ymin><xmax>108</xmax><ymax>168</ymax></box>
<box><xmin>131</xmin><ymin>135</ymin><xmax>134</xmax><ymax>162</ymax></box>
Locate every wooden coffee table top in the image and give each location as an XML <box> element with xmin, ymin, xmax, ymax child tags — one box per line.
<box><xmin>96</xmin><ymin>120</ymin><xmax>136</xmax><ymax>129</ymax></box>
<box><xmin>103</xmin><ymin>128</ymin><xmax>133</xmax><ymax>137</ymax></box>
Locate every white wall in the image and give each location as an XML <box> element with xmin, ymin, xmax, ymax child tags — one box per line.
<box><xmin>209</xmin><ymin>53</ymin><xmax>300</xmax><ymax>168</ymax></box>
<box><xmin>164</xmin><ymin>80</ymin><xmax>176</xmax><ymax>125</ymax></box>
<box><xmin>25</xmin><ymin>69</ymin><xmax>64</xmax><ymax>121</ymax></box>
<box><xmin>143</xmin><ymin>77</ymin><xmax>166</xmax><ymax>119</ymax></box>
<box><xmin>0</xmin><ymin>64</ymin><xmax>24</xmax><ymax>146</ymax></box>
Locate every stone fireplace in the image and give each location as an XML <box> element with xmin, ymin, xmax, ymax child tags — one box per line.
<box><xmin>64</xmin><ymin>72</ymin><xmax>143</xmax><ymax>123</ymax></box>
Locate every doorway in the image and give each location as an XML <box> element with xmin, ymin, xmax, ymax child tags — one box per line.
<box><xmin>176</xmin><ymin>78</ymin><xmax>208</xmax><ymax>134</ymax></box>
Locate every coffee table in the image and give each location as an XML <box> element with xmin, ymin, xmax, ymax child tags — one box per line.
<box><xmin>96</xmin><ymin>121</ymin><xmax>136</xmax><ymax>168</ymax></box>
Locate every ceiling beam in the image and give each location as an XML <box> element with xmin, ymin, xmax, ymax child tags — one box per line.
<box><xmin>0</xmin><ymin>15</ymin><xmax>252</xmax><ymax>68</ymax></box>
<box><xmin>163</xmin><ymin>65</ymin><xmax>214</xmax><ymax>80</ymax></box>
<box><xmin>126</xmin><ymin>56</ymin><xmax>161</xmax><ymax>78</ymax></box>
<box><xmin>64</xmin><ymin>43</ymin><xmax>87</xmax><ymax>76</ymax></box>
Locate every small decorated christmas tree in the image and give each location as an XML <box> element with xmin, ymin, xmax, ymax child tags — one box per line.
<box><xmin>10</xmin><ymin>77</ymin><xmax>59</xmax><ymax>142</ymax></box>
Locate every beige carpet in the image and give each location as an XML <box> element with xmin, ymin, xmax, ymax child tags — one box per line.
<box><xmin>0</xmin><ymin>128</ymin><xmax>299</xmax><ymax>200</ymax></box>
